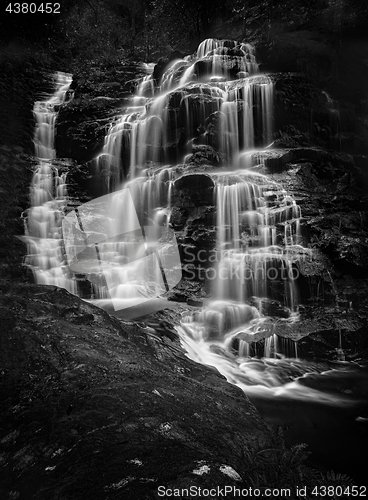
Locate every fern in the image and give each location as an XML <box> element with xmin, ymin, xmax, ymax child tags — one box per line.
<box><xmin>240</xmin><ymin>434</ymin><xmax>354</xmax><ymax>496</ymax></box>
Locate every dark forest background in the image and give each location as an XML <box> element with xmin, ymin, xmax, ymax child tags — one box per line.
<box><xmin>1</xmin><ymin>0</ymin><xmax>368</xmax><ymax>68</ymax></box>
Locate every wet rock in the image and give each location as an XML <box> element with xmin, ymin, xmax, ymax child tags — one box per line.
<box><xmin>55</xmin><ymin>96</ymin><xmax>129</xmax><ymax>162</ymax></box>
<box><xmin>298</xmin><ymin>326</ymin><xmax>368</xmax><ymax>362</ymax></box>
<box><xmin>152</xmin><ymin>51</ymin><xmax>186</xmax><ymax>82</ymax></box>
<box><xmin>169</xmin><ymin>279</ymin><xmax>210</xmax><ymax>302</ymax></box>
<box><xmin>184</xmin><ymin>145</ymin><xmax>223</xmax><ymax>166</ymax></box>
<box><xmin>71</xmin><ymin>65</ymin><xmax>141</xmax><ymax>98</ymax></box>
<box><xmin>269</xmin><ymin>72</ymin><xmax>333</xmax><ymax>146</ymax></box>
<box><xmin>251</xmin><ymin>149</ymin><xmax>297</xmax><ymax>172</ymax></box>
<box><xmin>335</xmin><ymin>236</ymin><xmax>368</xmax><ymax>269</ymax></box>
<box><xmin>169</xmin><ymin>206</ymin><xmax>189</xmax><ymax>230</ymax></box>
<box><xmin>0</xmin><ymin>59</ymin><xmax>52</xmax><ymax>152</ymax></box>
<box><xmin>249</xmin><ymin>297</ymin><xmax>291</xmax><ymax>318</ymax></box>
<box><xmin>0</xmin><ymin>281</ymin><xmax>274</xmax><ymax>498</ymax></box>
<box><xmin>190</xmin><ymin>56</ymin><xmax>245</xmax><ymax>81</ymax></box>
<box><xmin>173</xmin><ymin>173</ymin><xmax>214</xmax><ymax>206</ymax></box>
<box><xmin>226</xmin><ymin>74</ymin><xmax>274</xmax><ymax>92</ymax></box>
<box><xmin>0</xmin><ymin>146</ymin><xmax>33</xmax><ymax>280</ymax></box>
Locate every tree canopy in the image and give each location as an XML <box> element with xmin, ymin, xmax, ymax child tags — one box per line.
<box><xmin>0</xmin><ymin>0</ymin><xmax>367</xmax><ymax>69</ymax></box>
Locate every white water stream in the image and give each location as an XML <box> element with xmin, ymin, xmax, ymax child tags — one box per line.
<box><xmin>22</xmin><ymin>72</ymin><xmax>77</xmax><ymax>294</ymax></box>
<box><xmin>24</xmin><ymin>42</ymin><xmax>367</xmax><ymax>421</ymax></box>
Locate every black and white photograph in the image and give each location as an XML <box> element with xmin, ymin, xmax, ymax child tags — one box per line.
<box><xmin>1</xmin><ymin>1</ymin><xmax>368</xmax><ymax>498</ymax></box>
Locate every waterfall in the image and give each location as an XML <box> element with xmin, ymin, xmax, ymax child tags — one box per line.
<box><xmin>93</xmin><ymin>39</ymin><xmax>265</xmax><ymax>191</ymax></box>
<box><xmin>25</xmin><ymin>39</ymin><xmax>355</xmax><ymax>403</ymax></box>
<box><xmin>213</xmin><ymin>176</ymin><xmax>301</xmax><ymax>309</ymax></box>
<box><xmin>22</xmin><ymin>72</ymin><xmax>77</xmax><ymax>293</ymax></box>
<box><xmin>61</xmin><ymin>185</ymin><xmax>181</xmax><ymax>312</ymax></box>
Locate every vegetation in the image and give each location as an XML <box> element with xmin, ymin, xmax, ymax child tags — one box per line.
<box><xmin>241</xmin><ymin>427</ymin><xmax>354</xmax><ymax>499</ymax></box>
<box><xmin>1</xmin><ymin>0</ymin><xmax>368</xmax><ymax>72</ymax></box>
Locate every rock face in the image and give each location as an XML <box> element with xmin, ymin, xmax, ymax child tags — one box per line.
<box><xmin>0</xmin><ymin>281</ymin><xmax>274</xmax><ymax>498</ymax></box>
<box><xmin>0</xmin><ymin>146</ymin><xmax>33</xmax><ymax>281</ymax></box>
<box><xmin>51</xmin><ymin>39</ymin><xmax>368</xmax><ymax>347</ymax></box>
<box><xmin>55</xmin><ymin>64</ymin><xmax>145</xmax><ymax>161</ymax></box>
<box><xmin>0</xmin><ymin>57</ymin><xmax>56</xmax><ymax>282</ymax></box>
<box><xmin>173</xmin><ymin>145</ymin><xmax>368</xmax><ymax>353</ymax></box>
<box><xmin>55</xmin><ymin>96</ymin><xmax>127</xmax><ymax>161</ymax></box>
<box><xmin>2</xmin><ymin>35</ymin><xmax>368</xmax><ymax>498</ymax></box>
<box><xmin>55</xmin><ymin>72</ymin><xmax>334</xmax><ymax>165</ymax></box>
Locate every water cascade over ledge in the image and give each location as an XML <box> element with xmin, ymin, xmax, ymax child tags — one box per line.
<box><xmin>22</xmin><ymin>72</ymin><xmax>76</xmax><ymax>293</ymax></box>
<box><xmin>24</xmin><ymin>41</ymin><xmax>367</xmax><ymax>411</ymax></box>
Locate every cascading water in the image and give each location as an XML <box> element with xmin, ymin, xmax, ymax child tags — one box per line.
<box><xmin>83</xmin><ymin>40</ymin><xmax>361</xmax><ymax>408</ymax></box>
<box><xmin>176</xmin><ymin>161</ymin><xmax>315</xmax><ymax>399</ymax></box>
<box><xmin>93</xmin><ymin>40</ymin><xmax>269</xmax><ymax>190</ymax></box>
<box><xmin>24</xmin><ymin>39</ymin><xmax>368</xmax><ymax>481</ymax></box>
<box><xmin>23</xmin><ymin>72</ymin><xmax>76</xmax><ymax>293</ymax></box>
<box><xmin>24</xmin><ymin>41</ymin><xmax>359</xmax><ymax>400</ymax></box>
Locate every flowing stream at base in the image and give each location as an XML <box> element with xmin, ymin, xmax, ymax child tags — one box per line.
<box><xmin>24</xmin><ymin>40</ymin><xmax>368</xmax><ymax>481</ymax></box>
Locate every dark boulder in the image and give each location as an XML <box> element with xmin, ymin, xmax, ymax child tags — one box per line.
<box><xmin>0</xmin><ymin>281</ymin><xmax>275</xmax><ymax>498</ymax></box>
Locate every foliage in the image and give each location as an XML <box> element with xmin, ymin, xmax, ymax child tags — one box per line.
<box><xmin>1</xmin><ymin>0</ymin><xmax>367</xmax><ymax>74</ymax></box>
<box><xmin>57</xmin><ymin>0</ymin><xmax>226</xmax><ymax>66</ymax></box>
<box><xmin>241</xmin><ymin>427</ymin><xmax>354</xmax><ymax>498</ymax></box>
